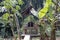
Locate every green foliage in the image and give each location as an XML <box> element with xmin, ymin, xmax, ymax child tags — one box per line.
<box><xmin>1</xmin><ymin>0</ymin><xmax>24</xmax><ymax>11</ymax></box>
<box><xmin>0</xmin><ymin>6</ymin><xmax>2</xmax><ymax>12</ymax></box>
<box><xmin>12</xmin><ymin>8</ymin><xmax>17</xmax><ymax>13</ymax></box>
<box><xmin>17</xmin><ymin>0</ymin><xmax>24</xmax><ymax>5</ymax></box>
<box><xmin>38</xmin><ymin>0</ymin><xmax>52</xmax><ymax>19</ymax></box>
<box><xmin>5</xmin><ymin>0</ymin><xmax>10</xmax><ymax>3</ymax></box>
<box><xmin>23</xmin><ymin>15</ymin><xmax>35</xmax><ymax>24</ymax></box>
<box><xmin>2</xmin><ymin>13</ymin><xmax>10</xmax><ymax>21</ymax></box>
<box><xmin>38</xmin><ymin>7</ymin><xmax>48</xmax><ymax>19</ymax></box>
<box><xmin>15</xmin><ymin>11</ymin><xmax>22</xmax><ymax>17</ymax></box>
<box><xmin>16</xmin><ymin>5</ymin><xmax>21</xmax><ymax>10</ymax></box>
<box><xmin>3</xmin><ymin>0</ymin><xmax>12</xmax><ymax>9</ymax></box>
<box><xmin>45</xmin><ymin>25</ymin><xmax>51</xmax><ymax>36</ymax></box>
<box><xmin>47</xmin><ymin>7</ymin><xmax>54</xmax><ymax>21</ymax></box>
<box><xmin>0</xmin><ymin>0</ymin><xmax>24</xmax><ymax>21</ymax></box>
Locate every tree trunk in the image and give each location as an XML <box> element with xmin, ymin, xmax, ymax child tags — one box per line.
<box><xmin>40</xmin><ymin>26</ymin><xmax>45</xmax><ymax>40</ymax></box>
<box><xmin>14</xmin><ymin>14</ymin><xmax>21</xmax><ymax>40</ymax></box>
<box><xmin>40</xmin><ymin>31</ymin><xmax>49</xmax><ymax>40</ymax></box>
<box><xmin>40</xmin><ymin>33</ymin><xmax>45</xmax><ymax>40</ymax></box>
<box><xmin>50</xmin><ymin>29</ymin><xmax>56</xmax><ymax>40</ymax></box>
<box><xmin>11</xmin><ymin>28</ymin><xmax>16</xmax><ymax>40</ymax></box>
<box><xmin>50</xmin><ymin>0</ymin><xmax>58</xmax><ymax>40</ymax></box>
<box><xmin>9</xmin><ymin>16</ymin><xmax>16</xmax><ymax>40</ymax></box>
<box><xmin>39</xmin><ymin>20</ymin><xmax>46</xmax><ymax>40</ymax></box>
<box><xmin>44</xmin><ymin>33</ymin><xmax>49</xmax><ymax>40</ymax></box>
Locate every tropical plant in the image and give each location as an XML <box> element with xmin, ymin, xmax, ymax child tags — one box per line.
<box><xmin>0</xmin><ymin>0</ymin><xmax>24</xmax><ymax>40</ymax></box>
<box><xmin>38</xmin><ymin>0</ymin><xmax>57</xmax><ymax>40</ymax></box>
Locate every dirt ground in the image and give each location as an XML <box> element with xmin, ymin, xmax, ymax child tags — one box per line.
<box><xmin>56</xmin><ymin>37</ymin><xmax>60</xmax><ymax>40</ymax></box>
<box><xmin>0</xmin><ymin>37</ymin><xmax>60</xmax><ymax>40</ymax></box>
<box><xmin>31</xmin><ymin>37</ymin><xmax>60</xmax><ymax>40</ymax></box>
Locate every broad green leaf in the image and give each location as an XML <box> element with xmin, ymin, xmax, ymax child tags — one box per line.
<box><xmin>38</xmin><ymin>7</ymin><xmax>48</xmax><ymax>19</ymax></box>
<box><xmin>15</xmin><ymin>11</ymin><xmax>22</xmax><ymax>17</ymax></box>
<box><xmin>2</xmin><ymin>13</ymin><xmax>10</xmax><ymax>21</ymax></box>
<box><xmin>5</xmin><ymin>0</ymin><xmax>10</xmax><ymax>3</ymax></box>
<box><xmin>11</xmin><ymin>0</ymin><xmax>18</xmax><ymax>7</ymax></box>
<box><xmin>38</xmin><ymin>0</ymin><xmax>52</xmax><ymax>19</ymax></box>
<box><xmin>18</xmin><ymin>0</ymin><xmax>24</xmax><ymax>5</ymax></box>
<box><xmin>16</xmin><ymin>5</ymin><xmax>21</xmax><ymax>10</ymax></box>
<box><xmin>5</xmin><ymin>5</ymin><xmax>12</xmax><ymax>9</ymax></box>
<box><xmin>12</xmin><ymin>8</ymin><xmax>17</xmax><ymax>13</ymax></box>
<box><xmin>47</xmin><ymin>6</ymin><xmax>54</xmax><ymax>21</ymax></box>
<box><xmin>48</xmin><ymin>13</ymin><xmax>54</xmax><ymax>21</ymax></box>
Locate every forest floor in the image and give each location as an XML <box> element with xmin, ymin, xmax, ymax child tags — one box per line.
<box><xmin>21</xmin><ymin>37</ymin><xmax>60</xmax><ymax>40</ymax></box>
<box><xmin>0</xmin><ymin>37</ymin><xmax>60</xmax><ymax>40</ymax></box>
<box><xmin>56</xmin><ymin>37</ymin><xmax>60</xmax><ymax>40</ymax></box>
<box><xmin>31</xmin><ymin>37</ymin><xmax>60</xmax><ymax>40</ymax></box>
